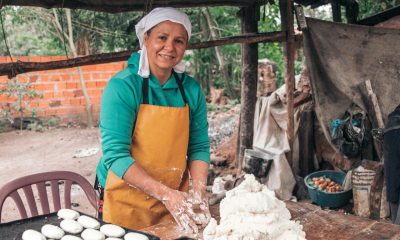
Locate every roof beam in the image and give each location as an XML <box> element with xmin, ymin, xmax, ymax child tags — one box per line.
<box><xmin>0</xmin><ymin>0</ymin><xmax>263</xmax><ymax>13</ymax></box>
<box><xmin>0</xmin><ymin>31</ymin><xmax>302</xmax><ymax>78</ymax></box>
<box><xmin>357</xmin><ymin>4</ymin><xmax>400</xmax><ymax>26</ymax></box>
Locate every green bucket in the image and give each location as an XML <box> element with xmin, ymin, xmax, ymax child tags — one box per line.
<box><xmin>304</xmin><ymin>170</ymin><xmax>352</xmax><ymax>208</ymax></box>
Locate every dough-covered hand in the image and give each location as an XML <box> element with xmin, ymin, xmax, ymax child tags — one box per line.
<box><xmin>162</xmin><ymin>189</ymin><xmax>199</xmax><ymax>235</ymax></box>
<box><xmin>189</xmin><ymin>181</ymin><xmax>211</xmax><ymax>228</ymax></box>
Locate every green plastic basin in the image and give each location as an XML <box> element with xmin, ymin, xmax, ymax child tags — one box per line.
<box><xmin>304</xmin><ymin>170</ymin><xmax>352</xmax><ymax>208</ymax></box>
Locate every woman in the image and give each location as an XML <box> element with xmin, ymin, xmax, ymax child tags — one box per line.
<box><xmin>96</xmin><ymin>7</ymin><xmax>210</xmax><ymax>234</ymax></box>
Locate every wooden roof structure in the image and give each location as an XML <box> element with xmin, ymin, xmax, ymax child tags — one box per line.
<box><xmin>0</xmin><ymin>0</ymin><xmax>399</xmax><ymax>171</ymax></box>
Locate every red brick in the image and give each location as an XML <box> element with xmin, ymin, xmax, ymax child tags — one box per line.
<box><xmin>55</xmin><ymin>83</ymin><xmax>66</xmax><ymax>90</ymax></box>
<box><xmin>43</xmin><ymin>92</ymin><xmax>54</xmax><ymax>99</ymax></box>
<box><xmin>63</xmin><ymin>91</ymin><xmax>74</xmax><ymax>98</ymax></box>
<box><xmin>73</xmin><ymin>90</ymin><xmax>83</xmax><ymax>97</ymax></box>
<box><xmin>61</xmin><ymin>74</ymin><xmax>71</xmax><ymax>81</ymax></box>
<box><xmin>61</xmin><ymin>99</ymin><xmax>70</xmax><ymax>106</ymax></box>
<box><xmin>49</xmin><ymin>100</ymin><xmax>61</xmax><ymax>107</ymax></box>
<box><xmin>92</xmin><ymin>73</ymin><xmax>102</xmax><ymax>80</ymax></box>
<box><xmin>38</xmin><ymin>102</ymin><xmax>49</xmax><ymax>108</ymax></box>
<box><xmin>70</xmin><ymin>98</ymin><xmax>81</xmax><ymax>105</ymax></box>
<box><xmin>51</xmin><ymin>75</ymin><xmax>61</xmax><ymax>82</ymax></box>
<box><xmin>66</xmin><ymin>83</ymin><xmax>78</xmax><ymax>89</ymax></box>
<box><xmin>53</xmin><ymin>92</ymin><xmax>64</xmax><ymax>98</ymax></box>
<box><xmin>29</xmin><ymin>101</ymin><xmax>39</xmax><ymax>107</ymax></box>
<box><xmin>45</xmin><ymin>109</ymin><xmax>57</xmax><ymax>115</ymax></box>
<box><xmin>30</xmin><ymin>75</ymin><xmax>39</xmax><ymax>83</ymax></box>
<box><xmin>96</xmin><ymin>81</ymin><xmax>107</xmax><ymax>87</ymax></box>
<box><xmin>85</xmin><ymin>82</ymin><xmax>97</xmax><ymax>88</ymax></box>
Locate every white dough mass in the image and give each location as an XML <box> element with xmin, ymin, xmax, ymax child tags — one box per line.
<box><xmin>22</xmin><ymin>229</ymin><xmax>46</xmax><ymax>240</ymax></box>
<box><xmin>77</xmin><ymin>215</ymin><xmax>100</xmax><ymax>229</ymax></box>
<box><xmin>203</xmin><ymin>174</ymin><xmax>307</xmax><ymax>240</ymax></box>
<box><xmin>41</xmin><ymin>224</ymin><xmax>65</xmax><ymax>239</ymax></box>
<box><xmin>61</xmin><ymin>235</ymin><xmax>83</xmax><ymax>240</ymax></box>
<box><xmin>60</xmin><ymin>219</ymin><xmax>84</xmax><ymax>234</ymax></box>
<box><xmin>100</xmin><ymin>224</ymin><xmax>125</xmax><ymax>237</ymax></box>
<box><xmin>124</xmin><ymin>232</ymin><xmax>149</xmax><ymax>240</ymax></box>
<box><xmin>81</xmin><ymin>228</ymin><xmax>105</xmax><ymax>240</ymax></box>
<box><xmin>58</xmin><ymin>209</ymin><xmax>80</xmax><ymax>220</ymax></box>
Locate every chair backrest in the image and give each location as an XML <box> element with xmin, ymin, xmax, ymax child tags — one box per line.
<box><xmin>0</xmin><ymin>171</ymin><xmax>98</xmax><ymax>223</ymax></box>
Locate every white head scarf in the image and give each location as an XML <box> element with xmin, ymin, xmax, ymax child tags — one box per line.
<box><xmin>135</xmin><ymin>7</ymin><xmax>192</xmax><ymax>78</ymax></box>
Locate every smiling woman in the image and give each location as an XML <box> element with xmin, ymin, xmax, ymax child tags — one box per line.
<box><xmin>144</xmin><ymin>21</ymin><xmax>188</xmax><ymax>84</ymax></box>
<box><xmin>95</xmin><ymin>7</ymin><xmax>211</xmax><ymax>235</ymax></box>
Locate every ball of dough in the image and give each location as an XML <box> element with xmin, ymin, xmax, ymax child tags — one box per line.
<box><xmin>77</xmin><ymin>215</ymin><xmax>100</xmax><ymax>229</ymax></box>
<box><xmin>100</xmin><ymin>224</ymin><xmax>125</xmax><ymax>238</ymax></box>
<box><xmin>22</xmin><ymin>229</ymin><xmax>46</xmax><ymax>240</ymax></box>
<box><xmin>58</xmin><ymin>209</ymin><xmax>80</xmax><ymax>220</ymax></box>
<box><xmin>61</xmin><ymin>235</ymin><xmax>83</xmax><ymax>240</ymax></box>
<box><xmin>106</xmin><ymin>238</ymin><xmax>122</xmax><ymax>240</ymax></box>
<box><xmin>81</xmin><ymin>229</ymin><xmax>106</xmax><ymax>240</ymax></box>
<box><xmin>41</xmin><ymin>224</ymin><xmax>65</xmax><ymax>239</ymax></box>
<box><xmin>124</xmin><ymin>232</ymin><xmax>149</xmax><ymax>240</ymax></box>
<box><xmin>60</xmin><ymin>219</ymin><xmax>84</xmax><ymax>234</ymax></box>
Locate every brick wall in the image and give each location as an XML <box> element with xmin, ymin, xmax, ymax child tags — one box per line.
<box><xmin>0</xmin><ymin>56</ymin><xmax>127</xmax><ymax>125</ymax></box>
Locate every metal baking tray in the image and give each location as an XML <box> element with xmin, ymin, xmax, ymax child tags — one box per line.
<box><xmin>0</xmin><ymin>212</ymin><xmax>160</xmax><ymax>240</ymax></box>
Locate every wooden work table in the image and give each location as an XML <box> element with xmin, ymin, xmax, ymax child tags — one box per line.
<box><xmin>141</xmin><ymin>201</ymin><xmax>400</xmax><ymax>240</ymax></box>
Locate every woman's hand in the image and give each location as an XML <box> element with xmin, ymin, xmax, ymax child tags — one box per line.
<box><xmin>161</xmin><ymin>189</ymin><xmax>199</xmax><ymax>234</ymax></box>
<box><xmin>188</xmin><ymin>190</ymin><xmax>211</xmax><ymax>227</ymax></box>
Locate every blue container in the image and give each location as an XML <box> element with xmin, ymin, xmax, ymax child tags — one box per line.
<box><xmin>304</xmin><ymin>170</ymin><xmax>352</xmax><ymax>208</ymax></box>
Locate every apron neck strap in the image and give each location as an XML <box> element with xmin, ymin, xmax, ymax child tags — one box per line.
<box><xmin>142</xmin><ymin>71</ymin><xmax>187</xmax><ymax>105</ymax></box>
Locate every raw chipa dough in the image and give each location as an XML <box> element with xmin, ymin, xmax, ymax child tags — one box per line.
<box><xmin>60</xmin><ymin>219</ymin><xmax>84</xmax><ymax>234</ymax></box>
<box><xmin>78</xmin><ymin>215</ymin><xmax>101</xmax><ymax>229</ymax></box>
<box><xmin>22</xmin><ymin>229</ymin><xmax>46</xmax><ymax>240</ymax></box>
<box><xmin>203</xmin><ymin>174</ymin><xmax>307</xmax><ymax>240</ymax></box>
<box><xmin>41</xmin><ymin>224</ymin><xmax>65</xmax><ymax>239</ymax></box>
<box><xmin>61</xmin><ymin>235</ymin><xmax>83</xmax><ymax>240</ymax></box>
<box><xmin>58</xmin><ymin>209</ymin><xmax>80</xmax><ymax>220</ymax></box>
<box><xmin>124</xmin><ymin>232</ymin><xmax>149</xmax><ymax>240</ymax></box>
<box><xmin>81</xmin><ymin>228</ymin><xmax>105</xmax><ymax>240</ymax></box>
<box><xmin>100</xmin><ymin>224</ymin><xmax>126</xmax><ymax>237</ymax></box>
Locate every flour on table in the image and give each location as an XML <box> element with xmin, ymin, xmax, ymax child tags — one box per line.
<box><xmin>203</xmin><ymin>174</ymin><xmax>306</xmax><ymax>240</ymax></box>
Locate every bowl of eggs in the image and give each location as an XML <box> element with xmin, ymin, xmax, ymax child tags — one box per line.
<box><xmin>304</xmin><ymin>170</ymin><xmax>352</xmax><ymax>208</ymax></box>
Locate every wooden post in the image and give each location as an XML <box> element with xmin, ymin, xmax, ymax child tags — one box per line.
<box><xmin>364</xmin><ymin>80</ymin><xmax>386</xmax><ymax>220</ymax></box>
<box><xmin>279</xmin><ymin>0</ymin><xmax>296</xmax><ymax>169</ymax></box>
<box><xmin>331</xmin><ymin>2</ymin><xmax>342</xmax><ymax>22</ymax></box>
<box><xmin>237</xmin><ymin>4</ymin><xmax>259</xmax><ymax>170</ymax></box>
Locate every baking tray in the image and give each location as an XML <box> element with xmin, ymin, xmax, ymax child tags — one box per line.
<box><xmin>0</xmin><ymin>212</ymin><xmax>160</xmax><ymax>240</ymax></box>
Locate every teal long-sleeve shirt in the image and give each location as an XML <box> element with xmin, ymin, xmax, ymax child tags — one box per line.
<box><xmin>96</xmin><ymin>53</ymin><xmax>210</xmax><ymax>187</ymax></box>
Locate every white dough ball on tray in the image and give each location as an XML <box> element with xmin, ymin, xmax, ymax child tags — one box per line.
<box><xmin>77</xmin><ymin>215</ymin><xmax>100</xmax><ymax>229</ymax></box>
<box><xmin>81</xmin><ymin>228</ymin><xmax>106</xmax><ymax>240</ymax></box>
<box><xmin>61</xmin><ymin>235</ymin><xmax>83</xmax><ymax>240</ymax></box>
<box><xmin>100</xmin><ymin>224</ymin><xmax>125</xmax><ymax>238</ymax></box>
<box><xmin>60</xmin><ymin>219</ymin><xmax>84</xmax><ymax>234</ymax></box>
<box><xmin>58</xmin><ymin>209</ymin><xmax>80</xmax><ymax>220</ymax></box>
<box><xmin>124</xmin><ymin>232</ymin><xmax>149</xmax><ymax>240</ymax></box>
<box><xmin>41</xmin><ymin>224</ymin><xmax>65</xmax><ymax>239</ymax></box>
<box><xmin>22</xmin><ymin>229</ymin><xmax>46</xmax><ymax>240</ymax></box>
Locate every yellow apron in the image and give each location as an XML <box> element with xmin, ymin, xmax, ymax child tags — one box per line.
<box><xmin>103</xmin><ymin>73</ymin><xmax>190</xmax><ymax>230</ymax></box>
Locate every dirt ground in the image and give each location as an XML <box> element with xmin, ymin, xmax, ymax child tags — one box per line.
<box><xmin>0</xmin><ymin>127</ymin><xmax>101</xmax><ymax>222</ymax></box>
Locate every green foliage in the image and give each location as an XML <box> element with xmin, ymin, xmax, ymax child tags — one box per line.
<box><xmin>47</xmin><ymin>116</ymin><xmax>60</xmax><ymax>127</ymax></box>
<box><xmin>0</xmin><ymin>75</ymin><xmax>43</xmax><ymax>130</ymax></box>
<box><xmin>358</xmin><ymin>0</ymin><xmax>400</xmax><ymax>20</ymax></box>
<box><xmin>27</xmin><ymin>121</ymin><xmax>44</xmax><ymax>132</ymax></box>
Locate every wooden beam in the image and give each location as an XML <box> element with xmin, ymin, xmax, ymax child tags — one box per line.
<box><xmin>0</xmin><ymin>31</ymin><xmax>301</xmax><ymax>78</ymax></box>
<box><xmin>237</xmin><ymin>4</ymin><xmax>259</xmax><ymax>171</ymax></box>
<box><xmin>331</xmin><ymin>2</ymin><xmax>342</xmax><ymax>22</ymax></box>
<box><xmin>0</xmin><ymin>0</ymin><xmax>260</xmax><ymax>13</ymax></box>
<box><xmin>357</xmin><ymin>4</ymin><xmax>400</xmax><ymax>26</ymax></box>
<box><xmin>279</xmin><ymin>0</ymin><xmax>296</xmax><ymax>170</ymax></box>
